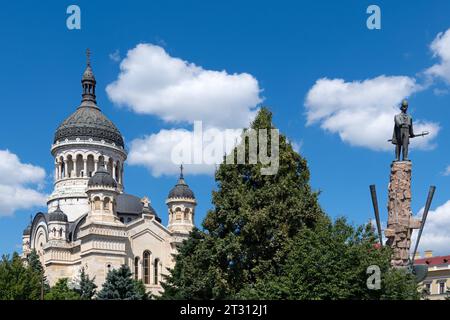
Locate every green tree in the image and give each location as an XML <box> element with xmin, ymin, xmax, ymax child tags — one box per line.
<box><xmin>97</xmin><ymin>265</ymin><xmax>148</xmax><ymax>300</ymax></box>
<box><xmin>161</xmin><ymin>108</ymin><xmax>324</xmax><ymax>299</ymax></box>
<box><xmin>27</xmin><ymin>249</ymin><xmax>49</xmax><ymax>297</ymax></box>
<box><xmin>236</xmin><ymin>217</ymin><xmax>420</xmax><ymax>299</ymax></box>
<box><xmin>45</xmin><ymin>278</ymin><xmax>80</xmax><ymax>300</ymax></box>
<box><xmin>73</xmin><ymin>267</ymin><xmax>97</xmax><ymax>300</ymax></box>
<box><xmin>161</xmin><ymin>107</ymin><xmax>422</xmax><ymax>300</ymax></box>
<box><xmin>0</xmin><ymin>252</ymin><xmax>42</xmax><ymax>300</ymax></box>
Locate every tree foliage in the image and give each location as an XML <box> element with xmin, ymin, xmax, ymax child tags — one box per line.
<box><xmin>97</xmin><ymin>265</ymin><xmax>148</xmax><ymax>300</ymax></box>
<box><xmin>0</xmin><ymin>252</ymin><xmax>43</xmax><ymax>300</ymax></box>
<box><xmin>161</xmin><ymin>107</ymin><xmax>422</xmax><ymax>300</ymax></box>
<box><xmin>236</xmin><ymin>217</ymin><xmax>420</xmax><ymax>299</ymax></box>
<box><xmin>161</xmin><ymin>108</ymin><xmax>324</xmax><ymax>299</ymax></box>
<box><xmin>72</xmin><ymin>267</ymin><xmax>97</xmax><ymax>300</ymax></box>
<box><xmin>45</xmin><ymin>278</ymin><xmax>80</xmax><ymax>300</ymax></box>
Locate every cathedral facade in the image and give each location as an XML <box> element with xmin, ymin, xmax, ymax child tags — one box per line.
<box><xmin>21</xmin><ymin>55</ymin><xmax>196</xmax><ymax>295</ymax></box>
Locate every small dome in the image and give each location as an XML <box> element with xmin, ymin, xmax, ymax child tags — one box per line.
<box><xmin>23</xmin><ymin>224</ymin><xmax>31</xmax><ymax>236</ymax></box>
<box><xmin>82</xmin><ymin>64</ymin><xmax>96</xmax><ymax>82</ymax></box>
<box><xmin>168</xmin><ymin>166</ymin><xmax>195</xmax><ymax>200</ymax></box>
<box><xmin>48</xmin><ymin>205</ymin><xmax>68</xmax><ymax>222</ymax></box>
<box><xmin>88</xmin><ymin>167</ymin><xmax>117</xmax><ymax>188</ymax></box>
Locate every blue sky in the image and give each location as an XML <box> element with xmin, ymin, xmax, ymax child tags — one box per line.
<box><xmin>1</xmin><ymin>0</ymin><xmax>450</xmax><ymax>256</ymax></box>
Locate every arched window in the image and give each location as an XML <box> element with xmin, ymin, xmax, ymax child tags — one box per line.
<box><xmin>143</xmin><ymin>251</ymin><xmax>151</xmax><ymax>284</ymax></box>
<box><xmin>154</xmin><ymin>258</ymin><xmax>159</xmax><ymax>285</ymax></box>
<box><xmin>67</xmin><ymin>155</ymin><xmax>74</xmax><ymax>178</ymax></box>
<box><xmin>134</xmin><ymin>257</ymin><xmax>139</xmax><ymax>280</ymax></box>
<box><xmin>98</xmin><ymin>156</ymin><xmax>105</xmax><ymax>170</ymax></box>
<box><xmin>87</xmin><ymin>155</ymin><xmax>95</xmax><ymax>177</ymax></box>
<box><xmin>76</xmin><ymin>155</ymin><xmax>83</xmax><ymax>177</ymax></box>
<box><xmin>60</xmin><ymin>157</ymin><xmax>65</xmax><ymax>178</ymax></box>
<box><xmin>59</xmin><ymin>228</ymin><xmax>63</xmax><ymax>237</ymax></box>
<box><xmin>184</xmin><ymin>208</ymin><xmax>190</xmax><ymax>221</ymax></box>
<box><xmin>107</xmin><ymin>158</ymin><xmax>114</xmax><ymax>175</ymax></box>
<box><xmin>94</xmin><ymin>197</ymin><xmax>101</xmax><ymax>211</ymax></box>
<box><xmin>104</xmin><ymin>198</ymin><xmax>111</xmax><ymax>212</ymax></box>
<box><xmin>175</xmin><ymin>207</ymin><xmax>182</xmax><ymax>221</ymax></box>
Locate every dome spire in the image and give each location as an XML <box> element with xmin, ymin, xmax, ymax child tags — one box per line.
<box><xmin>86</xmin><ymin>48</ymin><xmax>91</xmax><ymax>66</ymax></box>
<box><xmin>81</xmin><ymin>48</ymin><xmax>97</xmax><ymax>105</ymax></box>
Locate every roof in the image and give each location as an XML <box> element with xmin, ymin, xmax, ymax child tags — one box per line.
<box><xmin>116</xmin><ymin>193</ymin><xmax>160</xmax><ymax>222</ymax></box>
<box><xmin>88</xmin><ymin>167</ymin><xmax>117</xmax><ymax>188</ymax></box>
<box><xmin>415</xmin><ymin>255</ymin><xmax>450</xmax><ymax>266</ymax></box>
<box><xmin>47</xmin><ymin>204</ymin><xmax>68</xmax><ymax>222</ymax></box>
<box><xmin>54</xmin><ymin>59</ymin><xmax>124</xmax><ymax>148</ymax></box>
<box><xmin>168</xmin><ymin>166</ymin><xmax>195</xmax><ymax>200</ymax></box>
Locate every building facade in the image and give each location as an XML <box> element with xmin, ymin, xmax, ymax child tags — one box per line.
<box><xmin>21</xmin><ymin>55</ymin><xmax>196</xmax><ymax>296</ymax></box>
<box><xmin>415</xmin><ymin>251</ymin><xmax>450</xmax><ymax>300</ymax></box>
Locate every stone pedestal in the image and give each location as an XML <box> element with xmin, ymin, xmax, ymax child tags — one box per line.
<box><xmin>384</xmin><ymin>161</ymin><xmax>421</xmax><ymax>267</ymax></box>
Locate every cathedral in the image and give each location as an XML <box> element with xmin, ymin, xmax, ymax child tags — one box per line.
<box><xmin>21</xmin><ymin>53</ymin><xmax>197</xmax><ymax>295</ymax></box>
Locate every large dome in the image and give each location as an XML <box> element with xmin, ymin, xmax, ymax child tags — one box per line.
<box><xmin>53</xmin><ymin>59</ymin><xmax>124</xmax><ymax>148</ymax></box>
<box><xmin>54</xmin><ymin>106</ymin><xmax>124</xmax><ymax>148</ymax></box>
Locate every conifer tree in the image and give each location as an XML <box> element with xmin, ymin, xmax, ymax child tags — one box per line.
<box><xmin>161</xmin><ymin>107</ymin><xmax>422</xmax><ymax>300</ymax></box>
<box><xmin>161</xmin><ymin>107</ymin><xmax>324</xmax><ymax>299</ymax></box>
<box><xmin>0</xmin><ymin>252</ymin><xmax>42</xmax><ymax>299</ymax></box>
<box><xmin>27</xmin><ymin>249</ymin><xmax>49</xmax><ymax>297</ymax></box>
<box><xmin>97</xmin><ymin>265</ymin><xmax>148</xmax><ymax>300</ymax></box>
<box><xmin>45</xmin><ymin>278</ymin><xmax>80</xmax><ymax>300</ymax></box>
<box><xmin>73</xmin><ymin>267</ymin><xmax>97</xmax><ymax>300</ymax></box>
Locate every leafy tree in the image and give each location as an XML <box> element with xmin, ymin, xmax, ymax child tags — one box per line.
<box><xmin>161</xmin><ymin>108</ymin><xmax>324</xmax><ymax>299</ymax></box>
<box><xmin>97</xmin><ymin>265</ymin><xmax>148</xmax><ymax>300</ymax></box>
<box><xmin>236</xmin><ymin>217</ymin><xmax>420</xmax><ymax>300</ymax></box>
<box><xmin>45</xmin><ymin>278</ymin><xmax>80</xmax><ymax>300</ymax></box>
<box><xmin>0</xmin><ymin>252</ymin><xmax>42</xmax><ymax>300</ymax></box>
<box><xmin>161</xmin><ymin>107</ymin><xmax>422</xmax><ymax>300</ymax></box>
<box><xmin>72</xmin><ymin>267</ymin><xmax>97</xmax><ymax>300</ymax></box>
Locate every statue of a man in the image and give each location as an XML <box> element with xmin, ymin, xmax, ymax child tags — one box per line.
<box><xmin>391</xmin><ymin>99</ymin><xmax>415</xmax><ymax>161</ymax></box>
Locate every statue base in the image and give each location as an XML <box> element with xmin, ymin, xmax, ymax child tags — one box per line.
<box><xmin>385</xmin><ymin>161</ymin><xmax>420</xmax><ymax>267</ymax></box>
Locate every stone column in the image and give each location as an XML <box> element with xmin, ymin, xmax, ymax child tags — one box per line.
<box><xmin>385</xmin><ymin>161</ymin><xmax>421</xmax><ymax>267</ymax></box>
<box><xmin>75</xmin><ymin>158</ymin><xmax>79</xmax><ymax>178</ymax></box>
<box><xmin>55</xmin><ymin>162</ymin><xmax>59</xmax><ymax>181</ymax></box>
<box><xmin>94</xmin><ymin>160</ymin><xmax>98</xmax><ymax>173</ymax></box>
<box><xmin>64</xmin><ymin>160</ymin><xmax>68</xmax><ymax>178</ymax></box>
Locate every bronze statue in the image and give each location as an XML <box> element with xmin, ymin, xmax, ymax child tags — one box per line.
<box><xmin>390</xmin><ymin>99</ymin><xmax>428</xmax><ymax>161</ymax></box>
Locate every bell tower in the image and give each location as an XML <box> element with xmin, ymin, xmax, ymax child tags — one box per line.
<box><xmin>166</xmin><ymin>165</ymin><xmax>196</xmax><ymax>235</ymax></box>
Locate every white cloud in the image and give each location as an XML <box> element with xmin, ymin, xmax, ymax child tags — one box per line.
<box><xmin>128</xmin><ymin>125</ymin><xmax>242</xmax><ymax>177</ymax></box>
<box><xmin>0</xmin><ymin>150</ymin><xmax>47</xmax><ymax>216</ymax></box>
<box><xmin>109</xmin><ymin>49</ymin><xmax>121</xmax><ymax>63</ymax></box>
<box><xmin>106</xmin><ymin>43</ymin><xmax>262</xmax><ymax>128</ymax></box>
<box><xmin>304</xmin><ymin>76</ymin><xmax>439</xmax><ymax>151</ymax></box>
<box><xmin>425</xmin><ymin>28</ymin><xmax>450</xmax><ymax>84</ymax></box>
<box><xmin>412</xmin><ymin>200</ymin><xmax>450</xmax><ymax>257</ymax></box>
<box><xmin>443</xmin><ymin>165</ymin><xmax>450</xmax><ymax>176</ymax></box>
